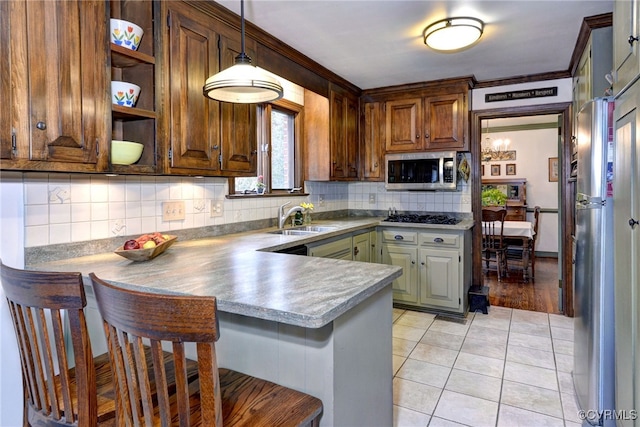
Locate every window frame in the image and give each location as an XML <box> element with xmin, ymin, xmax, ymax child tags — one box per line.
<box><xmin>228</xmin><ymin>99</ymin><xmax>305</xmax><ymax>197</ymax></box>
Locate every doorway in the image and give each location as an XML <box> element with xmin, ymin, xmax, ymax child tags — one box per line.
<box><xmin>471</xmin><ymin>103</ymin><xmax>573</xmax><ymax>316</ymax></box>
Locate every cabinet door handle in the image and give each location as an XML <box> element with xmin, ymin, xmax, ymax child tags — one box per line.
<box><xmin>394</xmin><ymin>235</ymin><xmax>404</xmax><ymax>240</ymax></box>
<box><xmin>416</xmin><ymin>134</ymin><xmax>420</xmax><ymax>139</ymax></box>
<box><xmin>353</xmin><ymin>246</ymin><xmax>359</xmax><ymax>256</ymax></box>
<box><xmin>36</xmin><ymin>121</ymin><xmax>47</xmax><ymax>130</ymax></box>
<box><xmin>425</xmin><ymin>133</ymin><xmax>430</xmax><ymax>139</ymax></box>
<box><xmin>630</xmin><ymin>218</ymin><xmax>639</xmax><ymax>229</ymax></box>
<box><xmin>433</xmin><ymin>237</ymin><xmax>444</xmax><ymax>243</ymax></box>
<box><xmin>629</xmin><ymin>35</ymin><xmax>639</xmax><ymax>46</ymax></box>
<box><xmin>421</xmin><ymin>261</ymin><xmax>425</xmax><ymax>266</ymax></box>
<box><xmin>411</xmin><ymin>260</ymin><xmax>415</xmax><ymax>265</ymax></box>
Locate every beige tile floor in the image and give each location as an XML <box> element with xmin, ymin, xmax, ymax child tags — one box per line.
<box><xmin>392</xmin><ymin>306</ymin><xmax>580</xmax><ymax>427</ymax></box>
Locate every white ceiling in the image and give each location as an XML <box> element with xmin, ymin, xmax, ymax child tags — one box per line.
<box><xmin>214</xmin><ymin>0</ymin><xmax>613</xmax><ymax>90</ymax></box>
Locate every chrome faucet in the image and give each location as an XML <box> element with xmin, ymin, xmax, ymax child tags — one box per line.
<box><xmin>278</xmin><ymin>202</ymin><xmax>304</xmax><ymax>229</ymax></box>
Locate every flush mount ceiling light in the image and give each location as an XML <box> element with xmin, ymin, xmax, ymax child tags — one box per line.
<box><xmin>203</xmin><ymin>0</ymin><xmax>283</xmax><ymax>103</ymax></box>
<box><xmin>423</xmin><ymin>17</ymin><xmax>484</xmax><ymax>51</ymax></box>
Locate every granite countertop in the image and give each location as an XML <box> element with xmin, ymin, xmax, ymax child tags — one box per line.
<box><xmin>29</xmin><ymin>217</ymin><xmax>473</xmax><ymax>328</ymax></box>
<box><xmin>29</xmin><ymin>218</ymin><xmax>400</xmax><ymax>328</ymax></box>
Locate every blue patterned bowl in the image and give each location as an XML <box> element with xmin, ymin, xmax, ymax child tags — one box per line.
<box><xmin>110</xmin><ymin>18</ymin><xmax>144</xmax><ymax>51</ymax></box>
<box><xmin>111</xmin><ymin>81</ymin><xmax>140</xmax><ymax>108</ymax></box>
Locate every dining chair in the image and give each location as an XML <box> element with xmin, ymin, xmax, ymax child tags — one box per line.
<box><xmin>505</xmin><ymin>206</ymin><xmax>541</xmax><ymax>280</ymax></box>
<box><xmin>0</xmin><ymin>260</ymin><xmax>117</xmax><ymax>426</ymax></box>
<box><xmin>89</xmin><ymin>272</ymin><xmax>323</xmax><ymax>427</ymax></box>
<box><xmin>481</xmin><ymin>208</ymin><xmax>508</xmax><ymax>281</ymax></box>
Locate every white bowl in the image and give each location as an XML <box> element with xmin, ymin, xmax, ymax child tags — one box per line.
<box><xmin>111</xmin><ymin>140</ymin><xmax>144</xmax><ymax>165</ymax></box>
<box><xmin>111</xmin><ymin>81</ymin><xmax>140</xmax><ymax>108</ymax></box>
<box><xmin>110</xmin><ymin>18</ymin><xmax>144</xmax><ymax>51</ymax></box>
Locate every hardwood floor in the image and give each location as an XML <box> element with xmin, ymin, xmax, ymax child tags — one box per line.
<box><xmin>484</xmin><ymin>256</ymin><xmax>561</xmax><ymax>314</ymax></box>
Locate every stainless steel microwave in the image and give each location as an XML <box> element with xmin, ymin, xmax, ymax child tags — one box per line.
<box><xmin>385</xmin><ymin>151</ymin><xmax>457</xmax><ymax>191</ymax></box>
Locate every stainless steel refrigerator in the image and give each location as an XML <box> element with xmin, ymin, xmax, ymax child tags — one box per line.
<box><xmin>574</xmin><ymin>97</ymin><xmax>616</xmax><ymax>426</ymax></box>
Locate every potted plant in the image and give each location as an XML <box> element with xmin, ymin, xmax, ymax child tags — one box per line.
<box><xmin>481</xmin><ymin>188</ymin><xmax>507</xmax><ymax>207</ymax></box>
<box><xmin>256</xmin><ymin>175</ymin><xmax>265</xmax><ymax>194</ymax></box>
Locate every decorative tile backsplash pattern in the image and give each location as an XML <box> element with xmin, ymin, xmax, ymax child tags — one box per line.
<box><xmin>21</xmin><ymin>172</ymin><xmax>471</xmax><ymax>248</ymax></box>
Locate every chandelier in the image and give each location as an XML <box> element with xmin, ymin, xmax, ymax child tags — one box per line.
<box><xmin>481</xmin><ymin>120</ymin><xmax>512</xmax><ymax>161</ymax></box>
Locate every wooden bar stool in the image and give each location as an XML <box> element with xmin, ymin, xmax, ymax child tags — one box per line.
<box><xmin>1</xmin><ymin>261</ymin><xmax>200</xmax><ymax>426</ymax></box>
<box><xmin>89</xmin><ymin>272</ymin><xmax>323</xmax><ymax>426</ymax></box>
<box><xmin>0</xmin><ymin>261</ymin><xmax>117</xmax><ymax>426</ymax></box>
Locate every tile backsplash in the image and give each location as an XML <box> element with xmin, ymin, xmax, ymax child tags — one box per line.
<box><xmin>20</xmin><ymin>172</ymin><xmax>471</xmax><ymax>248</ymax></box>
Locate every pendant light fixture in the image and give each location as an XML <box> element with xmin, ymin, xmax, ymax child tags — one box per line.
<box><xmin>423</xmin><ymin>17</ymin><xmax>484</xmax><ymax>52</ymax></box>
<box><xmin>203</xmin><ymin>0</ymin><xmax>283</xmax><ymax>103</ymax></box>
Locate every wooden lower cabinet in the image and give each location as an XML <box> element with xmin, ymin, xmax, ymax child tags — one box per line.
<box><xmin>380</xmin><ymin>227</ymin><xmax>471</xmax><ymax>314</ymax></box>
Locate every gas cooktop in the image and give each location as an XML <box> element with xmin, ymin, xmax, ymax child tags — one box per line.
<box><xmin>383</xmin><ymin>214</ymin><xmax>461</xmax><ymax>225</ymax></box>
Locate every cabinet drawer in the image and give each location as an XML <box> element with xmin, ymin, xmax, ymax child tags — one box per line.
<box><xmin>506</xmin><ymin>207</ymin><xmax>526</xmax><ymax>221</ymax></box>
<box><xmin>381</xmin><ymin>230</ymin><xmax>418</xmax><ymax>245</ymax></box>
<box><xmin>419</xmin><ymin>232</ymin><xmax>459</xmax><ymax>248</ymax></box>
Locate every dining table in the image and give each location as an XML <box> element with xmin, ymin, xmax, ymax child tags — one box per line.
<box><xmin>501</xmin><ymin>220</ymin><xmax>536</xmax><ymax>281</ymax></box>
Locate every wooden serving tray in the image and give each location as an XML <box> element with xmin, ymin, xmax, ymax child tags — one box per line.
<box><xmin>114</xmin><ymin>235</ymin><xmax>177</xmax><ymax>262</ymax></box>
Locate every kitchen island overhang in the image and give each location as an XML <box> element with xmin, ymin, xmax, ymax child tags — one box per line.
<box><xmin>30</xmin><ymin>224</ymin><xmax>402</xmax><ymax>426</ymax></box>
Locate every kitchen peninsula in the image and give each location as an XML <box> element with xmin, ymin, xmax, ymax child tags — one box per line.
<box><xmin>29</xmin><ymin>219</ymin><xmax>402</xmax><ymax>427</ymax></box>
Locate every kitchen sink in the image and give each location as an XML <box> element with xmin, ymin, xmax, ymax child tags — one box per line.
<box><xmin>268</xmin><ymin>226</ymin><xmax>338</xmax><ymax>235</ymax></box>
<box><xmin>269</xmin><ymin>229</ymin><xmax>318</xmax><ymax>235</ymax></box>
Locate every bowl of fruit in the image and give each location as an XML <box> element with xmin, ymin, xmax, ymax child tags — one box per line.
<box><xmin>114</xmin><ymin>232</ymin><xmax>177</xmax><ymax>262</ymax></box>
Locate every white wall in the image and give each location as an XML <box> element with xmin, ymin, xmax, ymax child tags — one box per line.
<box><xmin>481</xmin><ymin>127</ymin><xmax>559</xmax><ymax>253</ymax></box>
<box><xmin>0</xmin><ymin>172</ymin><xmax>25</xmax><ymax>427</ymax></box>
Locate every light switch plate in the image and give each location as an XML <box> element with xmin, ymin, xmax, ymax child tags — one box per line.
<box><xmin>162</xmin><ymin>201</ymin><xmax>185</xmax><ymax>221</ymax></box>
<box><xmin>369</xmin><ymin>193</ymin><xmax>376</xmax><ymax>204</ymax></box>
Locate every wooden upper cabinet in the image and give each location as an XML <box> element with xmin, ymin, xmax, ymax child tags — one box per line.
<box><xmin>219</xmin><ymin>34</ymin><xmax>257</xmax><ymax>174</ymax></box>
<box><xmin>330</xmin><ymin>87</ymin><xmax>359</xmax><ymax>180</ymax></box>
<box><xmin>166</xmin><ymin>4</ymin><xmax>220</xmax><ymax>173</ymax></box>
<box><xmin>345</xmin><ymin>96</ymin><xmax>359</xmax><ymax>178</ymax></box>
<box><xmin>385</xmin><ymin>98</ymin><xmax>422</xmax><ymax>152</ymax></box>
<box><xmin>385</xmin><ymin>92</ymin><xmax>466</xmax><ymax>153</ymax></box>
<box><xmin>1</xmin><ymin>0</ymin><xmax>109</xmax><ymax>171</ymax></box>
<box><xmin>361</xmin><ymin>101</ymin><xmax>385</xmax><ymax>181</ymax></box>
<box><xmin>424</xmin><ymin>92</ymin><xmax>465</xmax><ymax>150</ymax></box>
<box><xmin>0</xmin><ymin>1</ymin><xmax>11</xmax><ymax>160</ymax></box>
<box><xmin>303</xmin><ymin>89</ymin><xmax>330</xmax><ymax>181</ymax></box>
<box><xmin>165</xmin><ymin>1</ymin><xmax>256</xmax><ymax>176</ymax></box>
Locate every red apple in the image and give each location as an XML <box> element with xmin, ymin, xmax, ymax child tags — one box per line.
<box><xmin>123</xmin><ymin>239</ymin><xmax>140</xmax><ymax>250</ymax></box>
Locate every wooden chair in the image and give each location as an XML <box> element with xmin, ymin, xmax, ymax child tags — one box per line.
<box><xmin>89</xmin><ymin>272</ymin><xmax>323</xmax><ymax>427</ymax></box>
<box><xmin>481</xmin><ymin>208</ymin><xmax>507</xmax><ymax>281</ymax></box>
<box><xmin>506</xmin><ymin>206</ymin><xmax>541</xmax><ymax>279</ymax></box>
<box><xmin>0</xmin><ymin>260</ymin><xmax>117</xmax><ymax>426</ymax></box>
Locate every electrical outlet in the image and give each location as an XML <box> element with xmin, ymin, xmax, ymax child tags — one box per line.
<box><xmin>210</xmin><ymin>200</ymin><xmax>223</xmax><ymax>217</ymax></box>
<box><xmin>369</xmin><ymin>193</ymin><xmax>376</xmax><ymax>204</ymax></box>
<box><xmin>318</xmin><ymin>194</ymin><xmax>325</xmax><ymax>207</ymax></box>
<box><xmin>162</xmin><ymin>201</ymin><xmax>185</xmax><ymax>221</ymax></box>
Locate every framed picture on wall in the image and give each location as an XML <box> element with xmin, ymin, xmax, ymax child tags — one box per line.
<box><xmin>506</xmin><ymin>163</ymin><xmax>516</xmax><ymax>175</ymax></box>
<box><xmin>549</xmin><ymin>157</ymin><xmax>558</xmax><ymax>182</ymax></box>
<box><xmin>491</xmin><ymin>164</ymin><xmax>501</xmax><ymax>176</ymax></box>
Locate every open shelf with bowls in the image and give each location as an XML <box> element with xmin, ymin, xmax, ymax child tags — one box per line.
<box><xmin>109</xmin><ymin>0</ymin><xmax>157</xmax><ymax>174</ymax></box>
